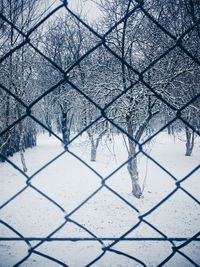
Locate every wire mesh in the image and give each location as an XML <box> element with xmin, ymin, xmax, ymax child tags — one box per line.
<box><xmin>0</xmin><ymin>0</ymin><xmax>200</xmax><ymax>266</ymax></box>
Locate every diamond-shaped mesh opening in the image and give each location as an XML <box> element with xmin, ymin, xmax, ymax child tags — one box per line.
<box><xmin>71</xmin><ymin>187</ymin><xmax>139</xmax><ymax>238</ymax></box>
<box><xmin>143</xmin><ymin>46</ymin><xmax>200</xmax><ymax>109</ymax></box>
<box><xmin>0</xmin><ymin>187</ymin><xmax>65</xmax><ymax>237</ymax></box>
<box><xmin>32</xmin><ymin>81</ymin><xmax>101</xmax><ymax>143</ymax></box>
<box><xmin>105</xmin><ymin>6</ymin><xmax>174</xmax><ymax>73</ymax></box>
<box><xmin>104</xmin><ymin>82</ymin><xmax>176</xmax><ymax>144</ymax></box>
<box><xmin>30</xmin><ymin>9</ymin><xmax>99</xmax><ymax>73</ymax></box>
<box><xmin>0</xmin><ymin>116</ymin><xmax>65</xmax><ymax>175</ymax></box>
<box><xmin>68</xmin><ymin>45</ymin><xmax>138</xmax><ymax>108</ymax></box>
<box><xmin>106</xmin><ymin>154</ymin><xmax>176</xmax><ymax>213</ymax></box>
<box><xmin>0</xmin><ymin>44</ymin><xmax>62</xmax><ymax>104</ymax></box>
<box><xmin>31</xmin><ymin>151</ymin><xmax>101</xmax><ymax>212</ymax></box>
<box><xmin>69</xmin><ymin>120</ymin><xmax>129</xmax><ymax>177</ymax></box>
<box><xmin>142</xmin><ymin>120</ymin><xmax>200</xmax><ymax>178</ymax></box>
<box><xmin>146</xmin><ymin>190</ymin><xmax>200</xmax><ymax>237</ymax></box>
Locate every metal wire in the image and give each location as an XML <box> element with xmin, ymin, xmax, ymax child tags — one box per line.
<box><xmin>0</xmin><ymin>0</ymin><xmax>200</xmax><ymax>266</ymax></box>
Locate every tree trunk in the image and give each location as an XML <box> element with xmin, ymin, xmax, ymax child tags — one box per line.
<box><xmin>167</xmin><ymin>125</ymin><xmax>171</xmax><ymax>135</ymax></box>
<box><xmin>89</xmin><ymin>134</ymin><xmax>97</xmax><ymax>162</ymax></box>
<box><xmin>47</xmin><ymin>122</ymin><xmax>52</xmax><ymax>137</ymax></box>
<box><xmin>88</xmin><ymin>129</ymin><xmax>107</xmax><ymax>162</ymax></box>
<box><xmin>61</xmin><ymin>112</ymin><xmax>69</xmax><ymax>150</ymax></box>
<box><xmin>20</xmin><ymin>148</ymin><xmax>27</xmax><ymax>172</ymax></box>
<box><xmin>127</xmin><ymin>120</ymin><xmax>142</xmax><ymax>198</ymax></box>
<box><xmin>45</xmin><ymin>113</ymin><xmax>52</xmax><ymax>136</ymax></box>
<box><xmin>185</xmin><ymin>126</ymin><xmax>195</xmax><ymax>156</ymax></box>
<box><xmin>91</xmin><ymin>142</ymin><xmax>97</xmax><ymax>162</ymax></box>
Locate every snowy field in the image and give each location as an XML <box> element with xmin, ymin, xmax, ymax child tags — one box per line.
<box><xmin>0</xmin><ymin>132</ymin><xmax>200</xmax><ymax>267</ymax></box>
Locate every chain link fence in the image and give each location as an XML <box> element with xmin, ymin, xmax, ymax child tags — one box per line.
<box><xmin>0</xmin><ymin>0</ymin><xmax>200</xmax><ymax>266</ymax></box>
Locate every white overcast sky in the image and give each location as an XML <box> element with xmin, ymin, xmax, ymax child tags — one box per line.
<box><xmin>40</xmin><ymin>0</ymin><xmax>102</xmax><ymax>29</ymax></box>
<box><xmin>67</xmin><ymin>0</ymin><xmax>101</xmax><ymax>23</ymax></box>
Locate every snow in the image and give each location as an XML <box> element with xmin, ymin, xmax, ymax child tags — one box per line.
<box><xmin>0</xmin><ymin>132</ymin><xmax>200</xmax><ymax>267</ymax></box>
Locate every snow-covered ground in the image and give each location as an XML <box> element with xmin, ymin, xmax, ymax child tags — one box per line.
<box><xmin>0</xmin><ymin>132</ymin><xmax>200</xmax><ymax>267</ymax></box>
